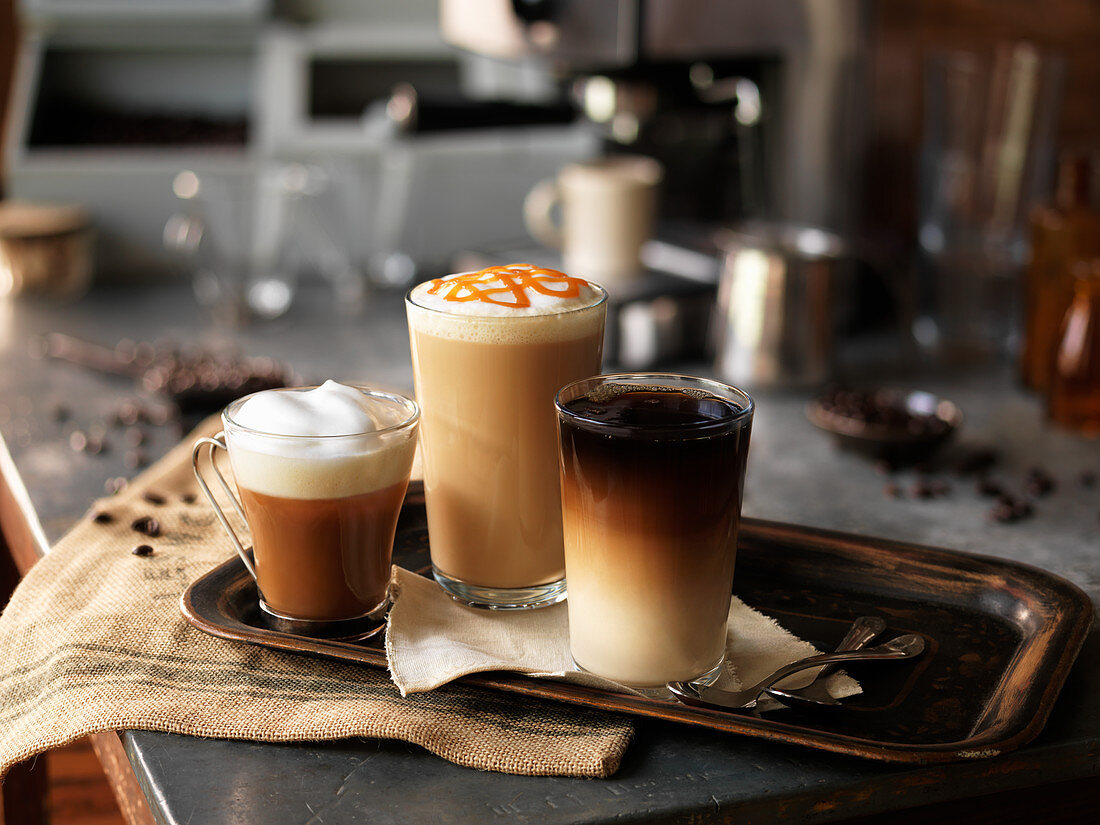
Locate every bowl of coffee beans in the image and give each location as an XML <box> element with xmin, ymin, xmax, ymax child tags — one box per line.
<box><xmin>808</xmin><ymin>386</ymin><xmax>962</xmax><ymax>465</ymax></box>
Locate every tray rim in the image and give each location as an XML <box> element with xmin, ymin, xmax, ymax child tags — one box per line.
<box><xmin>180</xmin><ymin>516</ymin><xmax>1094</xmax><ymax>765</ymax></box>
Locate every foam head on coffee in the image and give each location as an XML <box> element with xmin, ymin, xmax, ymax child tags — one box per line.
<box><xmin>407</xmin><ymin>264</ymin><xmax>605</xmax><ymax>344</ymax></box>
<box><xmin>226</xmin><ymin>380</ymin><xmax>416</xmax><ymax>500</ymax></box>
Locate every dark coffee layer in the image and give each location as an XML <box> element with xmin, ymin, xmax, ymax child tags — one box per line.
<box><xmin>561</xmin><ymin>386</ymin><xmax>747</xmax><ymax>439</ymax></box>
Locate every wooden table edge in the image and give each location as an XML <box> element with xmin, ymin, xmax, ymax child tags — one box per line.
<box><xmin>1</xmin><ymin>432</ymin><xmax>157</xmax><ymax>825</ymax></box>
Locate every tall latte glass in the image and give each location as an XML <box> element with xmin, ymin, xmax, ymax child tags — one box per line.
<box><xmin>556</xmin><ymin>374</ymin><xmax>753</xmax><ymax>690</ymax></box>
<box><xmin>407</xmin><ymin>264</ymin><xmax>607</xmax><ymax>609</ymax></box>
<box><xmin>193</xmin><ymin>381</ymin><xmax>419</xmax><ymax>637</ymax></box>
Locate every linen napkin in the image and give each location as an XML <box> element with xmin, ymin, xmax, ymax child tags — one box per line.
<box><xmin>385</xmin><ymin>566</ymin><xmax>861</xmax><ymax>700</ymax></box>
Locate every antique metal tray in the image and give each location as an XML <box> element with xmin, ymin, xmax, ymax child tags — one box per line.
<box><xmin>181</xmin><ymin>487</ymin><xmax>1092</xmax><ymax>765</ymax></box>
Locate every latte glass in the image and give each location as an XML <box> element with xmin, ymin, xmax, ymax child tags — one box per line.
<box><xmin>193</xmin><ymin>385</ymin><xmax>419</xmax><ymax>637</ymax></box>
<box><xmin>407</xmin><ymin>280</ymin><xmax>606</xmax><ymax>609</ymax></box>
<box><xmin>556</xmin><ymin>373</ymin><xmax>753</xmax><ymax>689</ymax></box>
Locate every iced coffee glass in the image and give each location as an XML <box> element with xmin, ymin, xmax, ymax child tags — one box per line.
<box><xmin>193</xmin><ymin>381</ymin><xmax>419</xmax><ymax>637</ymax></box>
<box><xmin>406</xmin><ymin>264</ymin><xmax>607</xmax><ymax>609</ymax></box>
<box><xmin>555</xmin><ymin>373</ymin><xmax>753</xmax><ymax>689</ymax></box>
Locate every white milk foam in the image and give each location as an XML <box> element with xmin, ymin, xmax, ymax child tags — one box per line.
<box><xmin>407</xmin><ymin>269</ymin><xmax>605</xmax><ymax>345</ymax></box>
<box><xmin>226</xmin><ymin>381</ymin><xmax>416</xmax><ymax>500</ymax></box>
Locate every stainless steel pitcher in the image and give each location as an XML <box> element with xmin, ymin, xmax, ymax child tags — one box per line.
<box><xmin>712</xmin><ymin>223</ymin><xmax>846</xmax><ymax>387</ymax></box>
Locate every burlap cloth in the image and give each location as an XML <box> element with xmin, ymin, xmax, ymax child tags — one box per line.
<box><xmin>0</xmin><ymin>417</ymin><xmax>632</xmax><ymax>780</ymax></box>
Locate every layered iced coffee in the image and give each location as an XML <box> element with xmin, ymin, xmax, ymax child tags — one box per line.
<box><xmin>406</xmin><ymin>264</ymin><xmax>607</xmax><ymax>609</ymax></box>
<box><xmin>556</xmin><ymin>374</ymin><xmax>753</xmax><ymax>688</ymax></box>
<box><xmin>219</xmin><ymin>381</ymin><xmax>419</xmax><ymax>622</ymax></box>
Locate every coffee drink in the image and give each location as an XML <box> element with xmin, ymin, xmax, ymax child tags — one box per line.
<box><xmin>406</xmin><ymin>264</ymin><xmax>606</xmax><ymax>608</ymax></box>
<box><xmin>220</xmin><ymin>381</ymin><xmax>419</xmax><ymax>622</ymax></box>
<box><xmin>556</xmin><ymin>375</ymin><xmax>753</xmax><ymax>687</ymax></box>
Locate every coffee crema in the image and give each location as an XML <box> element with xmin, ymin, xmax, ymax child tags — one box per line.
<box><xmin>557</xmin><ymin>381</ymin><xmax>752</xmax><ymax>687</ymax></box>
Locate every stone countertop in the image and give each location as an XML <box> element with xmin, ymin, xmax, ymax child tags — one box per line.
<box><xmin>2</xmin><ymin>283</ymin><xmax>1099</xmax><ymax>825</ymax></box>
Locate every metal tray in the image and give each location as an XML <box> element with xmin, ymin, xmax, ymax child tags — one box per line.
<box><xmin>181</xmin><ymin>488</ymin><xmax>1093</xmax><ymax>764</ymax></box>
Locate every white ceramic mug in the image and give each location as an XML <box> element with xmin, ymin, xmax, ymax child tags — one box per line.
<box><xmin>523</xmin><ymin>156</ymin><xmax>662</xmax><ymax>284</ymax></box>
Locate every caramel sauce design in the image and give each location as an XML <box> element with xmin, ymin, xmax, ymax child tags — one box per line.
<box><xmin>428</xmin><ymin>264</ymin><xmax>590</xmax><ymax>309</ymax></box>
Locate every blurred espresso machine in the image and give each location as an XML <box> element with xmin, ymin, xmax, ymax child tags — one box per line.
<box><xmin>443</xmin><ymin>0</ymin><xmax>866</xmax><ymax>373</ymax></box>
<box><xmin>442</xmin><ymin>0</ymin><xmax>865</xmax><ymax>231</ymax></box>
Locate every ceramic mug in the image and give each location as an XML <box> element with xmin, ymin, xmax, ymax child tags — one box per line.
<box><xmin>523</xmin><ymin>155</ymin><xmax>662</xmax><ymax>284</ymax></box>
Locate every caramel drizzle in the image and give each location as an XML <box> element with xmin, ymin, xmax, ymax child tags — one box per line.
<box><xmin>427</xmin><ymin>264</ymin><xmax>589</xmax><ymax>308</ymax></box>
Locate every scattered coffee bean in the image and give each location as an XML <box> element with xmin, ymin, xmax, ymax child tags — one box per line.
<box><xmin>1024</xmin><ymin>467</ymin><xmax>1056</xmax><ymax>498</ymax></box>
<box><xmin>1080</xmin><ymin>471</ymin><xmax>1097</xmax><ymax>489</ymax></box>
<box><xmin>911</xmin><ymin>480</ymin><xmax>935</xmax><ymax>499</ymax></box>
<box><xmin>146</xmin><ymin>405</ymin><xmax>174</xmax><ymax>427</ymax></box>
<box><xmin>91</xmin><ymin>511</ymin><xmax>114</xmax><ymax>524</ymax></box>
<box><xmin>113</xmin><ymin>401</ymin><xmax>144</xmax><ymax>428</ymax></box>
<box><xmin>883</xmin><ymin>482</ymin><xmax>902</xmax><ymax>499</ymax></box>
<box><xmin>131</xmin><ymin>544</ymin><xmax>154</xmax><ymax>557</ymax></box>
<box><xmin>124</xmin><ymin>450</ymin><xmax>149</xmax><ymax>470</ymax></box>
<box><xmin>105</xmin><ymin>476</ymin><xmax>128</xmax><ymax>495</ymax></box>
<box><xmin>125</xmin><ymin>428</ymin><xmax>147</xmax><ymax>447</ymax></box>
<box><xmin>955</xmin><ymin>448</ymin><xmax>999</xmax><ymax>476</ymax></box>
<box><xmin>141</xmin><ymin>490</ymin><xmax>167</xmax><ymax>506</ymax></box>
<box><xmin>988</xmin><ymin>493</ymin><xmax>1034</xmax><ymax>523</ymax></box>
<box><xmin>131</xmin><ymin>516</ymin><xmax>161</xmax><ymax>537</ymax></box>
<box><xmin>180</xmin><ymin>492</ymin><xmax>197</xmax><ymax>504</ymax></box>
<box><xmin>976</xmin><ymin>477</ymin><xmax>1005</xmax><ymax>497</ymax></box>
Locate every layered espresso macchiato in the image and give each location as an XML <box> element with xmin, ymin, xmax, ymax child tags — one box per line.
<box><xmin>556</xmin><ymin>375</ymin><xmax>753</xmax><ymax>688</ymax></box>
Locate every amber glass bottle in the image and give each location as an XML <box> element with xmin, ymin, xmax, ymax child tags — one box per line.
<box><xmin>1021</xmin><ymin>155</ymin><xmax>1100</xmax><ymax>390</ymax></box>
<box><xmin>1048</xmin><ymin>261</ymin><xmax>1100</xmax><ymax>435</ymax></box>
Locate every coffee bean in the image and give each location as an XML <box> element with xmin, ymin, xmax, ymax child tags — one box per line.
<box><xmin>113</xmin><ymin>401</ymin><xmax>143</xmax><ymax>428</ymax></box>
<box><xmin>976</xmin><ymin>477</ymin><xmax>1004</xmax><ymax>497</ymax></box>
<box><xmin>1024</xmin><ymin>467</ymin><xmax>1055</xmax><ymax>498</ymax></box>
<box><xmin>929</xmin><ymin>479</ymin><xmax>951</xmax><ymax>496</ymax></box>
<box><xmin>91</xmin><ymin>511</ymin><xmax>114</xmax><ymax>524</ymax></box>
<box><xmin>124</xmin><ymin>450</ymin><xmax>149</xmax><ymax>470</ymax></box>
<box><xmin>131</xmin><ymin>544</ymin><xmax>154</xmax><ymax>557</ymax></box>
<box><xmin>105</xmin><ymin>477</ymin><xmax>128</xmax><ymax>495</ymax></box>
<box><xmin>883</xmin><ymin>483</ymin><xmax>902</xmax><ymax>499</ymax></box>
<box><xmin>911</xmin><ymin>480</ymin><xmax>935</xmax><ymax>499</ymax></box>
<box><xmin>141</xmin><ymin>490</ymin><xmax>167</xmax><ymax>506</ymax></box>
<box><xmin>955</xmin><ymin>448</ymin><xmax>999</xmax><ymax>476</ymax></box>
<box><xmin>987</xmin><ymin>493</ymin><xmax>1034</xmax><ymax>523</ymax></box>
<box><xmin>131</xmin><ymin>516</ymin><xmax>161</xmax><ymax>537</ymax></box>
<box><xmin>125</xmin><ymin>428</ymin><xmax>147</xmax><ymax>447</ymax></box>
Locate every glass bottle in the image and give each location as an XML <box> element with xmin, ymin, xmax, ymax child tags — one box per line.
<box><xmin>1020</xmin><ymin>154</ymin><xmax>1100</xmax><ymax>390</ymax></box>
<box><xmin>1048</xmin><ymin>260</ymin><xmax>1100</xmax><ymax>435</ymax></box>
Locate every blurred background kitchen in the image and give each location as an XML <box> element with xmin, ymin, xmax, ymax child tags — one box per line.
<box><xmin>1</xmin><ymin>0</ymin><xmax>1099</xmax><ymax>413</ymax></box>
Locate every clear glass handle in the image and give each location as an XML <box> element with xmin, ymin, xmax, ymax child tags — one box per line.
<box><xmin>191</xmin><ymin>433</ymin><xmax>257</xmax><ymax>582</ymax></box>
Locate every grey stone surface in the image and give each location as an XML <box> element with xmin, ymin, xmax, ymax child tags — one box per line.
<box><xmin>3</xmin><ymin>284</ymin><xmax>1099</xmax><ymax>824</ymax></box>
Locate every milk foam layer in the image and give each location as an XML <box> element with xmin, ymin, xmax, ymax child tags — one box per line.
<box><xmin>225</xmin><ymin>382</ymin><xmax>418</xmax><ymax>500</ymax></box>
<box><xmin>407</xmin><ymin>267</ymin><xmax>606</xmax><ymax>345</ymax></box>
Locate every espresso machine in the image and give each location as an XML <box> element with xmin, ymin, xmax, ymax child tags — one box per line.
<box><xmin>441</xmin><ymin>0</ymin><xmax>865</xmax><ymax>232</ymax></box>
<box><xmin>442</xmin><ymin>0</ymin><xmax>867</xmax><ymax>373</ymax></box>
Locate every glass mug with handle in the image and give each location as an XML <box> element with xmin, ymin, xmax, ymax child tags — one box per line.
<box><xmin>192</xmin><ymin>381</ymin><xmax>419</xmax><ymax>638</ymax></box>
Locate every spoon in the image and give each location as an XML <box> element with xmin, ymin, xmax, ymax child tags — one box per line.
<box><xmin>667</xmin><ymin>633</ymin><xmax>925</xmax><ymax>712</ymax></box>
<box><xmin>764</xmin><ymin>615</ymin><xmax>886</xmax><ymax>709</ymax></box>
